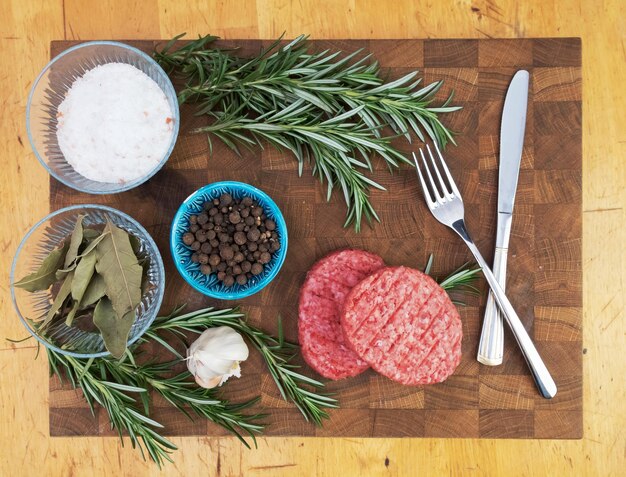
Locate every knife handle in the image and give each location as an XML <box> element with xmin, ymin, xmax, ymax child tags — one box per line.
<box><xmin>477</xmin><ymin>246</ymin><xmax>507</xmax><ymax>365</ymax></box>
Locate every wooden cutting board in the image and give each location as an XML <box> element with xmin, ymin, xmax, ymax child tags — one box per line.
<box><xmin>48</xmin><ymin>38</ymin><xmax>582</xmax><ymax>439</ymax></box>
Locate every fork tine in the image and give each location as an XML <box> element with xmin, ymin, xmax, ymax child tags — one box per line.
<box><xmin>412</xmin><ymin>152</ymin><xmax>434</xmax><ymax>205</ymax></box>
<box><xmin>433</xmin><ymin>142</ymin><xmax>462</xmax><ymax>197</ymax></box>
<box><xmin>425</xmin><ymin>144</ymin><xmax>450</xmax><ymax>196</ymax></box>
<box><xmin>419</xmin><ymin>148</ymin><xmax>444</xmax><ymax>202</ymax></box>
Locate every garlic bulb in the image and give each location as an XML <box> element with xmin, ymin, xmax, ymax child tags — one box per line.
<box><xmin>186</xmin><ymin>326</ymin><xmax>249</xmax><ymax>389</ymax></box>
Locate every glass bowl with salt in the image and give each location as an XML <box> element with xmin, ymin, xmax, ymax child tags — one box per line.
<box><xmin>10</xmin><ymin>205</ymin><xmax>165</xmax><ymax>358</ymax></box>
<box><xmin>26</xmin><ymin>41</ymin><xmax>179</xmax><ymax>194</ymax></box>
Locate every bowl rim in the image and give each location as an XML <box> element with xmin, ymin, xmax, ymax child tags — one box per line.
<box><xmin>10</xmin><ymin>204</ymin><xmax>166</xmax><ymax>358</ymax></box>
<box><xmin>25</xmin><ymin>40</ymin><xmax>180</xmax><ymax>195</ymax></box>
<box><xmin>170</xmin><ymin>181</ymin><xmax>289</xmax><ymax>300</ymax></box>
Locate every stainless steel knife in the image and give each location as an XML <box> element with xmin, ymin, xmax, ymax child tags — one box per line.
<box><xmin>477</xmin><ymin>70</ymin><xmax>529</xmax><ymax>366</ymax></box>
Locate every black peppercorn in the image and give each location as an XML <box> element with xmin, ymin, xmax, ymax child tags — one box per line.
<box><xmin>233</xmin><ymin>231</ymin><xmax>247</xmax><ymax>245</ymax></box>
<box><xmin>248</xmin><ymin>242</ymin><xmax>258</xmax><ymax>252</ymax></box>
<box><xmin>220</xmin><ymin>193</ymin><xmax>233</xmax><ymax>206</ymax></box>
<box><xmin>190</xmin><ymin>224</ymin><xmax>200</xmax><ymax>233</ymax></box>
<box><xmin>183</xmin><ymin>232</ymin><xmax>195</xmax><ymax>246</ymax></box>
<box><xmin>197</xmin><ymin>213</ymin><xmax>209</xmax><ymax>225</ymax></box>
<box><xmin>259</xmin><ymin>252</ymin><xmax>272</xmax><ymax>264</ymax></box>
<box><xmin>220</xmin><ymin>247</ymin><xmax>234</xmax><ymax>261</ymax></box>
<box><xmin>200</xmin><ymin>242</ymin><xmax>212</xmax><ymax>254</ymax></box>
<box><xmin>190</xmin><ymin>241</ymin><xmax>201</xmax><ymax>251</ymax></box>
<box><xmin>209</xmin><ymin>207</ymin><xmax>218</xmax><ymax>216</ymax></box>
<box><xmin>251</xmin><ymin>207</ymin><xmax>263</xmax><ymax>217</ymax></box>
<box><xmin>251</xmin><ymin>262</ymin><xmax>263</xmax><ymax>275</ymax></box>
<box><xmin>209</xmin><ymin>254</ymin><xmax>221</xmax><ymax>267</ymax></box>
<box><xmin>199</xmin><ymin>253</ymin><xmax>209</xmax><ymax>265</ymax></box>
<box><xmin>270</xmin><ymin>241</ymin><xmax>281</xmax><ymax>253</ymax></box>
<box><xmin>247</xmin><ymin>227</ymin><xmax>260</xmax><ymax>242</ymax></box>
<box><xmin>265</xmin><ymin>219</ymin><xmax>276</xmax><ymax>231</ymax></box>
<box><xmin>195</xmin><ymin>230</ymin><xmax>208</xmax><ymax>243</ymax></box>
<box><xmin>241</xmin><ymin>261</ymin><xmax>252</xmax><ymax>273</ymax></box>
<box><xmin>229</xmin><ymin>211</ymin><xmax>241</xmax><ymax>224</ymax></box>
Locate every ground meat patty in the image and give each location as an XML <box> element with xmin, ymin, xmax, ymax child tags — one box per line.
<box><xmin>341</xmin><ymin>266</ymin><xmax>462</xmax><ymax>385</ymax></box>
<box><xmin>298</xmin><ymin>249</ymin><xmax>385</xmax><ymax>380</ymax></box>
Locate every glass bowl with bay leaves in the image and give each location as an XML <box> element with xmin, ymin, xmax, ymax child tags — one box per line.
<box><xmin>10</xmin><ymin>205</ymin><xmax>165</xmax><ymax>358</ymax></box>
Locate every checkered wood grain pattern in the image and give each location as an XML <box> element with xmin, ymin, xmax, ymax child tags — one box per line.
<box><xmin>49</xmin><ymin>38</ymin><xmax>582</xmax><ymax>439</ymax></box>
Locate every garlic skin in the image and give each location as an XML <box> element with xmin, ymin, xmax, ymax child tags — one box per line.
<box><xmin>186</xmin><ymin>326</ymin><xmax>249</xmax><ymax>389</ymax></box>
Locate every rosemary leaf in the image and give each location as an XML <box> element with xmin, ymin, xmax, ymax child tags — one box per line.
<box><xmin>155</xmin><ymin>34</ymin><xmax>460</xmax><ymax>231</ymax></box>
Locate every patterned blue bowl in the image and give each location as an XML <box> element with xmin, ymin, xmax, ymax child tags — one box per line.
<box><xmin>170</xmin><ymin>181</ymin><xmax>288</xmax><ymax>300</ymax></box>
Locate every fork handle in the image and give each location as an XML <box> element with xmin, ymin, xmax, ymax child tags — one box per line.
<box><xmin>452</xmin><ymin>221</ymin><xmax>557</xmax><ymax>399</ymax></box>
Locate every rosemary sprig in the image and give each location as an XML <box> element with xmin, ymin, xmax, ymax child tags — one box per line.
<box><xmin>439</xmin><ymin>262</ymin><xmax>482</xmax><ymax>294</ymax></box>
<box><xmin>47</xmin><ymin>351</ymin><xmax>177</xmax><ymax>468</ymax></box>
<box><xmin>101</xmin><ymin>358</ymin><xmax>265</xmax><ymax>447</ymax></box>
<box><xmin>147</xmin><ymin>306</ymin><xmax>338</xmax><ymax>425</ymax></box>
<box><xmin>45</xmin><ymin>311</ymin><xmax>266</xmax><ymax>468</ymax></box>
<box><xmin>423</xmin><ymin>254</ymin><xmax>482</xmax><ymax>305</ymax></box>
<box><xmin>155</xmin><ymin>34</ymin><xmax>460</xmax><ymax>231</ymax></box>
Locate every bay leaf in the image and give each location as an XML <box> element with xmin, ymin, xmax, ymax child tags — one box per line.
<box><xmin>55</xmin><ymin>262</ymin><xmax>76</xmax><ymax>280</ymax></box>
<box><xmin>40</xmin><ymin>270</ymin><xmax>74</xmax><ymax>328</ymax></box>
<box><xmin>129</xmin><ymin>234</ymin><xmax>142</xmax><ymax>255</ymax></box>
<box><xmin>79</xmin><ymin>273</ymin><xmax>107</xmax><ymax>308</ymax></box>
<box><xmin>93</xmin><ymin>297</ymin><xmax>134</xmax><ymax>359</ymax></box>
<box><xmin>14</xmin><ymin>242</ymin><xmax>69</xmax><ymax>292</ymax></box>
<box><xmin>95</xmin><ymin>220</ymin><xmax>142</xmax><ymax>321</ymax></box>
<box><xmin>76</xmin><ymin>232</ymin><xmax>109</xmax><ymax>259</ymax></box>
<box><xmin>71</xmin><ymin>252</ymin><xmax>97</xmax><ymax>305</ymax></box>
<box><xmin>65</xmin><ymin>300</ymin><xmax>81</xmax><ymax>327</ymax></box>
<box><xmin>82</xmin><ymin>228</ymin><xmax>101</xmax><ymax>240</ymax></box>
<box><xmin>64</xmin><ymin>215</ymin><xmax>85</xmax><ymax>268</ymax></box>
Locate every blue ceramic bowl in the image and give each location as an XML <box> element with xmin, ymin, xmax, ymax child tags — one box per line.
<box><xmin>171</xmin><ymin>182</ymin><xmax>288</xmax><ymax>300</ymax></box>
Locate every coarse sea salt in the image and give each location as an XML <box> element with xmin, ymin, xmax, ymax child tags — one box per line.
<box><xmin>56</xmin><ymin>63</ymin><xmax>174</xmax><ymax>184</ymax></box>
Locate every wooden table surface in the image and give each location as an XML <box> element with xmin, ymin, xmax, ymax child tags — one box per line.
<box><xmin>0</xmin><ymin>1</ymin><xmax>623</xmax><ymax>476</ymax></box>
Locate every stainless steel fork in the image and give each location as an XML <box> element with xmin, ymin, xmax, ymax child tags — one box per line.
<box><xmin>413</xmin><ymin>143</ymin><xmax>557</xmax><ymax>399</ymax></box>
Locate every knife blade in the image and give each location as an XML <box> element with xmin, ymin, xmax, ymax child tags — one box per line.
<box><xmin>477</xmin><ymin>70</ymin><xmax>529</xmax><ymax>366</ymax></box>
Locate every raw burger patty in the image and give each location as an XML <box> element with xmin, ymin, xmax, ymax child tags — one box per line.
<box><xmin>341</xmin><ymin>266</ymin><xmax>462</xmax><ymax>385</ymax></box>
<box><xmin>298</xmin><ymin>249</ymin><xmax>385</xmax><ymax>380</ymax></box>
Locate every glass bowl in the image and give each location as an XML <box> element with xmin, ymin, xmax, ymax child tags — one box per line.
<box><xmin>26</xmin><ymin>41</ymin><xmax>179</xmax><ymax>194</ymax></box>
<box><xmin>170</xmin><ymin>181</ymin><xmax>288</xmax><ymax>300</ymax></box>
<box><xmin>10</xmin><ymin>205</ymin><xmax>165</xmax><ymax>358</ymax></box>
